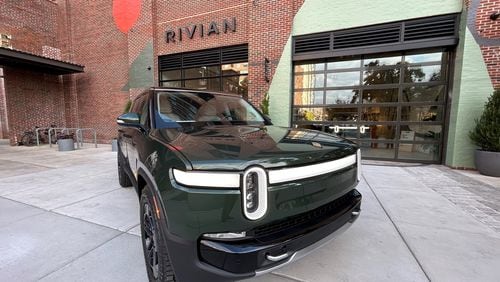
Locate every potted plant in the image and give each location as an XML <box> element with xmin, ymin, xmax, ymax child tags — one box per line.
<box><xmin>57</xmin><ymin>133</ymin><xmax>75</xmax><ymax>151</ymax></box>
<box><xmin>469</xmin><ymin>89</ymin><xmax>500</xmax><ymax>177</ymax></box>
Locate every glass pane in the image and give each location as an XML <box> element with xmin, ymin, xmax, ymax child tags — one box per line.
<box><xmin>364</xmin><ymin>55</ymin><xmax>401</xmax><ymax>67</ymax></box>
<box><xmin>327</xmin><ymin>59</ymin><xmax>361</xmax><ymax>69</ymax></box>
<box><xmin>222</xmin><ymin>63</ymin><xmax>248</xmax><ymax>76</ymax></box>
<box><xmin>294</xmin><ymin>62</ymin><xmax>325</xmax><ymax>72</ymax></box>
<box><xmin>402</xmin><ymin>85</ymin><xmax>445</xmax><ymax>103</ymax></box>
<box><xmin>404</xmin><ymin>65</ymin><xmax>442</xmax><ymax>82</ymax></box>
<box><xmin>325</xmin><ymin>89</ymin><xmax>359</xmax><ymax>105</ymax></box>
<box><xmin>326</xmin><ymin>72</ymin><xmax>360</xmax><ymax>87</ymax></box>
<box><xmin>222</xmin><ymin>76</ymin><xmax>248</xmax><ymax>95</ymax></box>
<box><xmin>398</xmin><ymin>144</ymin><xmax>440</xmax><ymax>161</ymax></box>
<box><xmin>294</xmin><ymin>73</ymin><xmax>324</xmax><ymax>88</ymax></box>
<box><xmin>400</xmin><ymin>125</ymin><xmax>442</xmax><ymax>142</ymax></box>
<box><xmin>161</xmin><ymin>70</ymin><xmax>181</xmax><ymax>81</ymax></box>
<box><xmin>183</xmin><ymin>66</ymin><xmax>220</xmax><ymax>79</ymax></box>
<box><xmin>359</xmin><ymin>141</ymin><xmax>396</xmax><ymax>159</ymax></box>
<box><xmin>362</xmin><ymin>88</ymin><xmax>398</xmax><ymax>103</ymax></box>
<box><xmin>294</xmin><ymin>90</ymin><xmax>324</xmax><ymax>105</ymax></box>
<box><xmin>324</xmin><ymin>107</ymin><xmax>358</xmax><ymax>121</ymax></box>
<box><xmin>293</xmin><ymin>108</ymin><xmax>324</xmax><ymax>121</ymax></box>
<box><xmin>401</xmin><ymin>106</ymin><xmax>443</xmax><ymax>122</ymax></box>
<box><xmin>361</xmin><ymin>106</ymin><xmax>397</xmax><ymax>121</ymax></box>
<box><xmin>185</xmin><ymin>78</ymin><xmax>220</xmax><ymax>91</ymax></box>
<box><xmin>326</xmin><ymin>124</ymin><xmax>358</xmax><ymax>139</ymax></box>
<box><xmin>360</xmin><ymin>125</ymin><xmax>396</xmax><ymax>140</ymax></box>
<box><xmin>294</xmin><ymin>123</ymin><xmax>326</xmax><ymax>131</ymax></box>
<box><xmin>405</xmin><ymin>52</ymin><xmax>443</xmax><ymax>64</ymax></box>
<box><xmin>161</xmin><ymin>81</ymin><xmax>181</xmax><ymax>87</ymax></box>
<box><xmin>364</xmin><ymin>69</ymin><xmax>400</xmax><ymax>85</ymax></box>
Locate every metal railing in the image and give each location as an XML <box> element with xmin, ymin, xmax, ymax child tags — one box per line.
<box><xmin>75</xmin><ymin>128</ymin><xmax>97</xmax><ymax>148</ymax></box>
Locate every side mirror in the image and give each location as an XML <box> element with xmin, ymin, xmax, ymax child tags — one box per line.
<box><xmin>117</xmin><ymin>112</ymin><xmax>141</xmax><ymax>127</ymax></box>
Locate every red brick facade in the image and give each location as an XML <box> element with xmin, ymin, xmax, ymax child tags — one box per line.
<box><xmin>0</xmin><ymin>0</ymin><xmax>497</xmax><ymax>145</ymax></box>
<box><xmin>474</xmin><ymin>0</ymin><xmax>500</xmax><ymax>88</ymax></box>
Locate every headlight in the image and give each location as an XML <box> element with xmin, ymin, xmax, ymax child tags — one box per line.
<box><xmin>242</xmin><ymin>167</ymin><xmax>268</xmax><ymax>220</ymax></box>
<box><xmin>172</xmin><ymin>169</ymin><xmax>240</xmax><ymax>188</ymax></box>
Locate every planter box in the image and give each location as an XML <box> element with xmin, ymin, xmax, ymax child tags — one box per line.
<box><xmin>475</xmin><ymin>150</ymin><xmax>500</xmax><ymax>177</ymax></box>
<box><xmin>58</xmin><ymin>139</ymin><xmax>75</xmax><ymax>151</ymax></box>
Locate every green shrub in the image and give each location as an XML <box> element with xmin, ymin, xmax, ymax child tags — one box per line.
<box><xmin>469</xmin><ymin>89</ymin><xmax>500</xmax><ymax>152</ymax></box>
<box><xmin>124</xmin><ymin>99</ymin><xmax>132</xmax><ymax>113</ymax></box>
<box><xmin>260</xmin><ymin>92</ymin><xmax>269</xmax><ymax>115</ymax></box>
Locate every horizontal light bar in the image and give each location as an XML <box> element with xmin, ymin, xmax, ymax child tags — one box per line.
<box><xmin>203</xmin><ymin>231</ymin><xmax>247</xmax><ymax>239</ymax></box>
<box><xmin>268</xmin><ymin>154</ymin><xmax>357</xmax><ymax>184</ymax></box>
<box><xmin>172</xmin><ymin>169</ymin><xmax>240</xmax><ymax>188</ymax></box>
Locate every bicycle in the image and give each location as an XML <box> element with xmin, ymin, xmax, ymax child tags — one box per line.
<box><xmin>20</xmin><ymin>125</ymin><xmax>58</xmax><ymax>146</ymax></box>
<box><xmin>20</xmin><ymin>126</ymin><xmax>39</xmax><ymax>146</ymax></box>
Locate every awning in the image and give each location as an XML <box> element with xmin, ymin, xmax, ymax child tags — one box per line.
<box><xmin>0</xmin><ymin>47</ymin><xmax>84</xmax><ymax>75</ymax></box>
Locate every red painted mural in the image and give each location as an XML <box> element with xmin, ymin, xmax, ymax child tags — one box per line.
<box><xmin>112</xmin><ymin>0</ymin><xmax>141</xmax><ymax>33</ymax></box>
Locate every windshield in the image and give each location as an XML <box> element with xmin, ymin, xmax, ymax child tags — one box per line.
<box><xmin>155</xmin><ymin>91</ymin><xmax>266</xmax><ymax>127</ymax></box>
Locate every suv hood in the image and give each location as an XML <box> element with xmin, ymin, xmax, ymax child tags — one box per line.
<box><xmin>154</xmin><ymin>125</ymin><xmax>357</xmax><ymax>171</ymax></box>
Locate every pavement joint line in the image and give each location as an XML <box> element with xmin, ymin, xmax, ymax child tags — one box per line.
<box><xmin>36</xmin><ymin>231</ymin><xmax>127</xmax><ymax>281</ymax></box>
<box><xmin>0</xmin><ymin>195</ymin><xmax>134</xmax><ymax>235</ymax></box>
<box><xmin>362</xmin><ymin>174</ymin><xmax>432</xmax><ymax>282</ymax></box>
<box><xmin>270</xmin><ymin>272</ymin><xmax>308</xmax><ymax>282</ymax></box>
<box><xmin>49</xmin><ymin>187</ymin><xmax>124</xmax><ymax>211</ymax></box>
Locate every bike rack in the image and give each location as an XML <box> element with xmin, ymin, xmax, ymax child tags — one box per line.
<box><xmin>75</xmin><ymin>128</ymin><xmax>97</xmax><ymax>149</ymax></box>
<box><xmin>48</xmin><ymin>127</ymin><xmax>80</xmax><ymax>148</ymax></box>
<box><xmin>35</xmin><ymin>127</ymin><xmax>44</xmax><ymax>146</ymax></box>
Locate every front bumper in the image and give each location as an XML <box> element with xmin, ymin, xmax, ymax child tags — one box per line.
<box><xmin>164</xmin><ymin>189</ymin><xmax>362</xmax><ymax>281</ymax></box>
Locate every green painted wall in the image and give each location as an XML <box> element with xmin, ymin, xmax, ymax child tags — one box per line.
<box><xmin>269</xmin><ymin>0</ymin><xmax>463</xmax><ymax>127</ymax></box>
<box><xmin>445</xmin><ymin>26</ymin><xmax>493</xmax><ymax>168</ymax></box>
<box><xmin>122</xmin><ymin>41</ymin><xmax>154</xmax><ymax>91</ymax></box>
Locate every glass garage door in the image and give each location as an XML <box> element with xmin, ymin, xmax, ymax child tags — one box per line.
<box><xmin>292</xmin><ymin>50</ymin><xmax>449</xmax><ymax>163</ymax></box>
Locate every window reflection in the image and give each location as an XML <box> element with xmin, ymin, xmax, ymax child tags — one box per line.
<box><xmin>222</xmin><ymin>63</ymin><xmax>248</xmax><ymax>75</ymax></box>
<box><xmin>362</xmin><ymin>89</ymin><xmax>398</xmax><ymax>103</ymax></box>
<box><xmin>293</xmin><ymin>108</ymin><xmax>324</xmax><ymax>121</ymax></box>
<box><xmin>405</xmin><ymin>52</ymin><xmax>443</xmax><ymax>63</ymax></box>
<box><xmin>364</xmin><ymin>55</ymin><xmax>401</xmax><ymax>66</ymax></box>
<box><xmin>401</xmin><ymin>106</ymin><xmax>443</xmax><ymax>122</ymax></box>
<box><xmin>295</xmin><ymin>73</ymin><xmax>325</xmax><ymax>88</ymax></box>
<box><xmin>361</xmin><ymin>106</ymin><xmax>397</xmax><ymax>121</ymax></box>
<box><xmin>294</xmin><ymin>90</ymin><xmax>324</xmax><ymax>105</ymax></box>
<box><xmin>403</xmin><ymin>85</ymin><xmax>444</xmax><ymax>102</ymax></box>
<box><xmin>400</xmin><ymin>124</ymin><xmax>442</xmax><ymax>141</ymax></box>
<box><xmin>184</xmin><ymin>66</ymin><xmax>220</xmax><ymax>79</ymax></box>
<box><xmin>327</xmin><ymin>59</ymin><xmax>361</xmax><ymax>69</ymax></box>
<box><xmin>294</xmin><ymin>63</ymin><xmax>325</xmax><ymax>72</ymax></box>
<box><xmin>363</xmin><ymin>69</ymin><xmax>400</xmax><ymax>85</ymax></box>
<box><xmin>326</xmin><ymin>72</ymin><xmax>360</xmax><ymax>87</ymax></box>
<box><xmin>405</xmin><ymin>65</ymin><xmax>442</xmax><ymax>82</ymax></box>
<box><xmin>223</xmin><ymin>76</ymin><xmax>248</xmax><ymax>95</ymax></box>
<box><xmin>325</xmin><ymin>89</ymin><xmax>359</xmax><ymax>104</ymax></box>
<box><xmin>325</xmin><ymin>107</ymin><xmax>358</xmax><ymax>121</ymax></box>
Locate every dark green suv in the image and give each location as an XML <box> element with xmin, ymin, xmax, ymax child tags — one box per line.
<box><xmin>117</xmin><ymin>88</ymin><xmax>362</xmax><ymax>282</ymax></box>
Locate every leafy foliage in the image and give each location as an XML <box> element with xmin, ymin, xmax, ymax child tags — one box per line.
<box><xmin>469</xmin><ymin>89</ymin><xmax>500</xmax><ymax>152</ymax></box>
<box><xmin>260</xmin><ymin>92</ymin><xmax>269</xmax><ymax>115</ymax></box>
<box><xmin>124</xmin><ymin>99</ymin><xmax>132</xmax><ymax>114</ymax></box>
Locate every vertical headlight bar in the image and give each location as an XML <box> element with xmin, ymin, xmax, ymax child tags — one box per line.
<box><xmin>357</xmin><ymin>149</ymin><xmax>362</xmax><ymax>182</ymax></box>
<box><xmin>242</xmin><ymin>167</ymin><xmax>267</xmax><ymax>220</ymax></box>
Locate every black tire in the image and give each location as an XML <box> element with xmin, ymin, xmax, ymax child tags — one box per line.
<box><xmin>20</xmin><ymin>133</ymin><xmax>34</xmax><ymax>146</ymax></box>
<box><xmin>140</xmin><ymin>186</ymin><xmax>176</xmax><ymax>282</ymax></box>
<box><xmin>118</xmin><ymin>149</ymin><xmax>133</xmax><ymax>187</ymax></box>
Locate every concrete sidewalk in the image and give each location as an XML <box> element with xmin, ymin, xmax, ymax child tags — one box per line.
<box><xmin>0</xmin><ymin>142</ymin><xmax>499</xmax><ymax>282</ymax></box>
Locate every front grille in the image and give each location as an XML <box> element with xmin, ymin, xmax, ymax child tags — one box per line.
<box><xmin>250</xmin><ymin>189</ymin><xmax>361</xmax><ymax>240</ymax></box>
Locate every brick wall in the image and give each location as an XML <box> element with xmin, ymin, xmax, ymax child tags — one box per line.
<box><xmin>0</xmin><ymin>0</ymin><xmax>60</xmax><ymax>55</ymax></box>
<box><xmin>474</xmin><ymin>0</ymin><xmax>500</xmax><ymax>89</ymax></box>
<box><xmin>154</xmin><ymin>0</ymin><xmax>305</xmax><ymax>107</ymax></box>
<box><xmin>3</xmin><ymin>67</ymin><xmax>66</xmax><ymax>144</ymax></box>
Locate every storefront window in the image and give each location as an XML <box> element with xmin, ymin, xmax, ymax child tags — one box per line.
<box><xmin>158</xmin><ymin>45</ymin><xmax>248</xmax><ymax>97</ymax></box>
<box><xmin>292</xmin><ymin>49</ymin><xmax>449</xmax><ymax>163</ymax></box>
